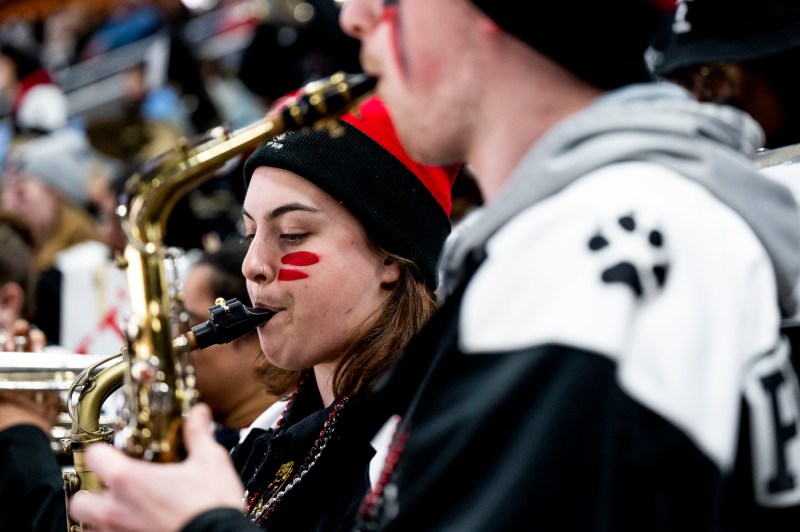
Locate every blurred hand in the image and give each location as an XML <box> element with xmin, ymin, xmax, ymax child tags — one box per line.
<box><xmin>69</xmin><ymin>403</ymin><xmax>245</xmax><ymax>532</ymax></box>
<box><xmin>0</xmin><ymin>389</ymin><xmax>62</xmax><ymax>432</ymax></box>
<box><xmin>0</xmin><ymin>319</ymin><xmax>46</xmax><ymax>352</ymax></box>
<box><xmin>0</xmin><ymin>319</ymin><xmax>58</xmax><ymax>432</ymax></box>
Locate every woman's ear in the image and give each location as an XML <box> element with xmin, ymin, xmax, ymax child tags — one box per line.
<box><xmin>380</xmin><ymin>257</ymin><xmax>401</xmax><ymax>285</ymax></box>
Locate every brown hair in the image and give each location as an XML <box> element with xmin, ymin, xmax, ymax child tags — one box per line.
<box><xmin>260</xmin><ymin>252</ymin><xmax>438</xmax><ymax>400</ymax></box>
<box><xmin>0</xmin><ymin>211</ymin><xmax>38</xmax><ymax>319</ymax></box>
<box><xmin>35</xmin><ymin>200</ymin><xmax>99</xmax><ymax>271</ymax></box>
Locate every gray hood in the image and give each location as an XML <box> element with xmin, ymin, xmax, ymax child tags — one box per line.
<box><xmin>441</xmin><ymin>83</ymin><xmax>800</xmax><ymax>318</ymax></box>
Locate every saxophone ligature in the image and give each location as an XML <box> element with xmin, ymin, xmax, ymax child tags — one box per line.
<box><xmin>60</xmin><ymin>71</ymin><xmax>375</xmax><ymax>531</ymax></box>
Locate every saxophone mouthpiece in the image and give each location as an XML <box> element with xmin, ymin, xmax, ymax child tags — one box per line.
<box><xmin>277</xmin><ymin>72</ymin><xmax>378</xmax><ymax>131</ymax></box>
<box><xmin>176</xmin><ymin>298</ymin><xmax>274</xmax><ymax>353</ymax></box>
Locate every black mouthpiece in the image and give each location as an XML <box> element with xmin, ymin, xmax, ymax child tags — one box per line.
<box><xmin>279</xmin><ymin>72</ymin><xmax>377</xmax><ymax>131</ymax></box>
<box><xmin>191</xmin><ymin>298</ymin><xmax>274</xmax><ymax>349</ymax></box>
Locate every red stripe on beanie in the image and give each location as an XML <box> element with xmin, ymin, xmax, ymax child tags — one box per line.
<box><xmin>341</xmin><ymin>96</ymin><xmax>459</xmax><ymax>216</ymax></box>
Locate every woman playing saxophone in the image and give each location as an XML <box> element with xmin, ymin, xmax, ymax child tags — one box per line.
<box><xmin>0</xmin><ymin>70</ymin><xmax>376</xmax><ymax>531</ymax></box>
<box><xmin>66</xmin><ymin>95</ymin><xmax>459</xmax><ymax>532</ymax></box>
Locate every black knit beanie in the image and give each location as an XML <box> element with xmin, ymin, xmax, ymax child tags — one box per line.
<box><xmin>650</xmin><ymin>0</ymin><xmax>800</xmax><ymax>77</ymax></box>
<box><xmin>470</xmin><ymin>0</ymin><xmax>664</xmax><ymax>89</ymax></box>
<box><xmin>244</xmin><ymin>96</ymin><xmax>459</xmax><ymax>289</ymax></box>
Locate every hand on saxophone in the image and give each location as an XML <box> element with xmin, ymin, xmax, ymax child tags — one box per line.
<box><xmin>69</xmin><ymin>402</ymin><xmax>245</xmax><ymax>532</ymax></box>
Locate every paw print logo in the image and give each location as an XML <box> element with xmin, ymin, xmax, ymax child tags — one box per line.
<box><xmin>587</xmin><ymin>213</ymin><xmax>669</xmax><ymax>298</ymax></box>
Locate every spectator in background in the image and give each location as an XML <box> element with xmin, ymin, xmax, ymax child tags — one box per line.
<box><xmin>648</xmin><ymin>0</ymin><xmax>800</xmax><ymax>150</ymax></box>
<box><xmin>182</xmin><ymin>239</ymin><xmax>292</xmax><ymax>450</ymax></box>
<box><xmin>85</xmin><ymin>59</ymin><xmax>211</xmax><ymax>253</ymax></box>
<box><xmin>39</xmin><ymin>2</ymin><xmax>106</xmax><ymax>70</ymax></box>
<box><xmin>0</xmin><ymin>212</ymin><xmax>59</xmax><ymax>463</ymax></box>
<box><xmin>0</xmin><ymin>41</ymin><xmax>69</xmax><ymax>138</ymax></box>
<box><xmin>647</xmin><ymin>0</ymin><xmax>800</xmax><ymax>237</ymax></box>
<box><xmin>0</xmin><ymin>211</ymin><xmax>44</xmax><ymax>352</ymax></box>
<box><xmin>1</xmin><ymin>128</ymin><xmax>129</xmax><ymax>353</ymax></box>
<box><xmin>77</xmin><ymin>0</ymin><xmax>166</xmax><ymax>60</ymax></box>
<box><xmin>237</xmin><ymin>0</ymin><xmax>362</xmax><ymax>110</ymax></box>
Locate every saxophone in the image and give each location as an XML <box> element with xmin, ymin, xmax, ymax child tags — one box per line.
<box><xmin>59</xmin><ymin>71</ymin><xmax>376</xmax><ymax>531</ymax></box>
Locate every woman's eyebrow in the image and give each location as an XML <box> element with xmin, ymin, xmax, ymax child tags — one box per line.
<box><xmin>268</xmin><ymin>203</ymin><xmax>319</xmax><ymax>220</ymax></box>
<box><xmin>241</xmin><ymin>203</ymin><xmax>319</xmax><ymax>222</ymax></box>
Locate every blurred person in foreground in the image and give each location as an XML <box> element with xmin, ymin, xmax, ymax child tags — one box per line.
<box><xmin>47</xmin><ymin>95</ymin><xmax>458</xmax><ymax>532</ymax></box>
<box><xmin>182</xmin><ymin>239</ymin><xmax>291</xmax><ymax>450</ymax></box>
<box><xmin>334</xmin><ymin>0</ymin><xmax>800</xmax><ymax>530</ymax></box>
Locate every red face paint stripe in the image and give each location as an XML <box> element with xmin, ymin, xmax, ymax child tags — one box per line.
<box><xmin>278</xmin><ymin>269</ymin><xmax>309</xmax><ymax>281</ymax></box>
<box><xmin>281</xmin><ymin>251</ymin><xmax>320</xmax><ymax>266</ymax></box>
<box><xmin>380</xmin><ymin>3</ymin><xmax>405</xmax><ymax>77</ymax></box>
<box><xmin>380</xmin><ymin>4</ymin><xmax>398</xmax><ymax>23</ymax></box>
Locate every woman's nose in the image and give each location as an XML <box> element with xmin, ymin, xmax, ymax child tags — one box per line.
<box><xmin>241</xmin><ymin>240</ymin><xmax>273</xmax><ymax>283</ymax></box>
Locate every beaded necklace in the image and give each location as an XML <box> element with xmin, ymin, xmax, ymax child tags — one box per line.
<box><xmin>243</xmin><ymin>390</ymin><xmax>350</xmax><ymax>525</ymax></box>
<box><xmin>355</xmin><ymin>422</ymin><xmax>407</xmax><ymax>531</ymax></box>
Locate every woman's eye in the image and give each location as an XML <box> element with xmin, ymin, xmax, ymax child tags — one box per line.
<box><xmin>281</xmin><ymin>232</ymin><xmax>308</xmax><ymax>244</ymax></box>
<box><xmin>241</xmin><ymin>234</ymin><xmax>255</xmax><ymax>243</ymax></box>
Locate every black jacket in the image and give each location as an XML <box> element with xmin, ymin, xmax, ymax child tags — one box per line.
<box><xmin>185</xmin><ymin>376</ymin><xmax>377</xmax><ymax>532</ymax></box>
<box><xmin>0</xmin><ymin>425</ymin><xmax>66</xmax><ymax>532</ymax></box>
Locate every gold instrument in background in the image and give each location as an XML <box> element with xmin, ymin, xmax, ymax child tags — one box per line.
<box><xmin>0</xmin><ymin>352</ymin><xmax>112</xmax><ymax>392</ymax></box>
<box><xmin>55</xmin><ymin>71</ymin><xmax>375</xmax><ymax>531</ymax></box>
<box><xmin>0</xmin><ymin>352</ymin><xmax>119</xmax><ymax>457</ymax></box>
<box><xmin>0</xmin><ymin>299</ymin><xmax>275</xmax><ymax>508</ymax></box>
<box><xmin>0</xmin><ymin>302</ymin><xmax>274</xmax><ymax>486</ymax></box>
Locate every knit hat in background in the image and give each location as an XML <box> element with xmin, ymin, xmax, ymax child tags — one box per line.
<box><xmin>0</xmin><ymin>42</ymin><xmax>68</xmax><ymax>133</ymax></box>
<box><xmin>469</xmin><ymin>0</ymin><xmax>665</xmax><ymax>89</ymax></box>
<box><xmin>16</xmin><ymin>84</ymin><xmax>69</xmax><ymax>134</ymax></box>
<box><xmin>650</xmin><ymin>0</ymin><xmax>800</xmax><ymax>77</ymax></box>
<box><xmin>5</xmin><ymin>128</ymin><xmax>93</xmax><ymax>207</ymax></box>
<box><xmin>244</xmin><ymin>96</ymin><xmax>460</xmax><ymax>289</ymax></box>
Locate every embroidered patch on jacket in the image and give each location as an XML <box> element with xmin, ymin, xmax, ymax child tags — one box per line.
<box><xmin>587</xmin><ymin>212</ymin><xmax>669</xmax><ymax>298</ymax></box>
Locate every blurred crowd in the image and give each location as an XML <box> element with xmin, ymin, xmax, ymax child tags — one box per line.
<box><xmin>5</xmin><ymin>0</ymin><xmax>800</xmax><ymax>530</ymax></box>
<box><xmin>0</xmin><ymin>0</ymin><xmax>372</xmax><ymax>354</ymax></box>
